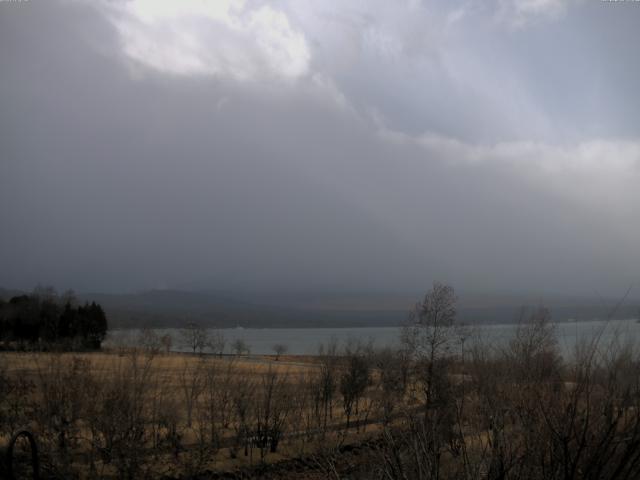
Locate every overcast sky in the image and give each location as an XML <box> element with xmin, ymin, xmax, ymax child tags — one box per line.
<box><xmin>1</xmin><ymin>0</ymin><xmax>639</xmax><ymax>296</ymax></box>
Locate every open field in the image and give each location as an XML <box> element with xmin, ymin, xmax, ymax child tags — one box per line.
<box><xmin>4</xmin><ymin>309</ymin><xmax>640</xmax><ymax>479</ymax></box>
<box><xmin>0</xmin><ymin>348</ymin><xmax>394</xmax><ymax>479</ymax></box>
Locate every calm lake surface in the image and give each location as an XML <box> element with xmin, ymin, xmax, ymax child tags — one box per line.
<box><xmin>105</xmin><ymin>318</ymin><xmax>640</xmax><ymax>357</ymax></box>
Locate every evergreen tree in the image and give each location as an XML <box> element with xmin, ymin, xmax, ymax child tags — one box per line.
<box><xmin>0</xmin><ymin>290</ymin><xmax>109</xmax><ymax>350</ymax></box>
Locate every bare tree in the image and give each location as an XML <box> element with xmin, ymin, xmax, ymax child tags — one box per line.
<box><xmin>372</xmin><ymin>348</ymin><xmax>407</xmax><ymax>425</ymax></box>
<box><xmin>229</xmin><ymin>376</ymin><xmax>256</xmax><ymax>458</ymax></box>
<box><xmin>385</xmin><ymin>283</ymin><xmax>459</xmax><ymax>479</ymax></box>
<box><xmin>208</xmin><ymin>329</ymin><xmax>226</xmax><ymax>356</ymax></box>
<box><xmin>272</xmin><ymin>343</ymin><xmax>288</xmax><ymax>361</ymax></box>
<box><xmin>89</xmin><ymin>350</ymin><xmax>157</xmax><ymax>479</ymax></box>
<box><xmin>254</xmin><ymin>369</ymin><xmax>291</xmax><ymax>459</ymax></box>
<box><xmin>180</xmin><ymin>322</ymin><xmax>209</xmax><ymax>355</ymax></box>
<box><xmin>406</xmin><ymin>282</ymin><xmax>457</xmax><ymax>408</ymax></box>
<box><xmin>160</xmin><ymin>333</ymin><xmax>173</xmax><ymax>354</ymax></box>
<box><xmin>508</xmin><ymin>306</ymin><xmax>561</xmax><ymax>383</ymax></box>
<box><xmin>317</xmin><ymin>339</ymin><xmax>339</xmax><ymax>436</ymax></box>
<box><xmin>178</xmin><ymin>357</ymin><xmax>204</xmax><ymax>428</ymax></box>
<box><xmin>200</xmin><ymin>359</ymin><xmax>222</xmax><ymax>449</ymax></box>
<box><xmin>290</xmin><ymin>373</ymin><xmax>314</xmax><ymax>455</ymax></box>
<box><xmin>137</xmin><ymin>328</ymin><xmax>161</xmax><ymax>354</ymax></box>
<box><xmin>60</xmin><ymin>289</ymin><xmax>77</xmax><ymax>307</ymax></box>
<box><xmin>339</xmin><ymin>350</ymin><xmax>370</xmax><ymax>432</ymax></box>
<box><xmin>31</xmin><ymin>354</ymin><xmax>93</xmax><ymax>476</ymax></box>
<box><xmin>232</xmin><ymin>338</ymin><xmax>250</xmax><ymax>356</ymax></box>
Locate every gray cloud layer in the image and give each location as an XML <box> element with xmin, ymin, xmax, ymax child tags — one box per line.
<box><xmin>1</xmin><ymin>0</ymin><xmax>639</xmax><ymax>296</ymax></box>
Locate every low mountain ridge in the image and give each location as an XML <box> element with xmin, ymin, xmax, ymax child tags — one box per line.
<box><xmin>2</xmin><ymin>287</ymin><xmax>638</xmax><ymax>329</ymax></box>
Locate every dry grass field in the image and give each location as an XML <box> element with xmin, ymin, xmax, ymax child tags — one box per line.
<box><xmin>0</xmin><ymin>348</ymin><xmax>388</xmax><ymax>479</ymax></box>
<box><xmin>4</xmin><ymin>307</ymin><xmax>640</xmax><ymax>479</ymax></box>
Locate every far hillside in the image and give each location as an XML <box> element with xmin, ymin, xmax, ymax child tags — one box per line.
<box><xmin>74</xmin><ymin>289</ymin><xmax>640</xmax><ymax>329</ymax></box>
<box><xmin>2</xmin><ymin>288</ymin><xmax>637</xmax><ymax>330</ymax></box>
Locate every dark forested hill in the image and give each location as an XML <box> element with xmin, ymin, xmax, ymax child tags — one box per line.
<box><xmin>75</xmin><ymin>290</ymin><xmax>408</xmax><ymax>328</ymax></box>
<box><xmin>2</xmin><ymin>288</ymin><xmax>638</xmax><ymax>329</ymax></box>
<box><xmin>78</xmin><ymin>290</ymin><xmax>640</xmax><ymax>329</ymax></box>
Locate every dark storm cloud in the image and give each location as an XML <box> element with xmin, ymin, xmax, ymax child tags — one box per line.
<box><xmin>1</xmin><ymin>0</ymin><xmax>639</xmax><ymax>296</ymax></box>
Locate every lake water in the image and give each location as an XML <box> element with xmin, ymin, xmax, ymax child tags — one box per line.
<box><xmin>105</xmin><ymin>318</ymin><xmax>640</xmax><ymax>357</ymax></box>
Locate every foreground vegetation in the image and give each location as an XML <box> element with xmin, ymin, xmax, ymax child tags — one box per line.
<box><xmin>2</xmin><ymin>283</ymin><xmax>640</xmax><ymax>479</ymax></box>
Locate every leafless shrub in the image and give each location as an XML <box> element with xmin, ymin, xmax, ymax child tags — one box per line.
<box><xmin>31</xmin><ymin>353</ymin><xmax>95</xmax><ymax>477</ymax></box>
<box><xmin>89</xmin><ymin>350</ymin><xmax>156</xmax><ymax>479</ymax></box>
<box><xmin>0</xmin><ymin>357</ymin><xmax>35</xmax><ymax>439</ymax></box>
